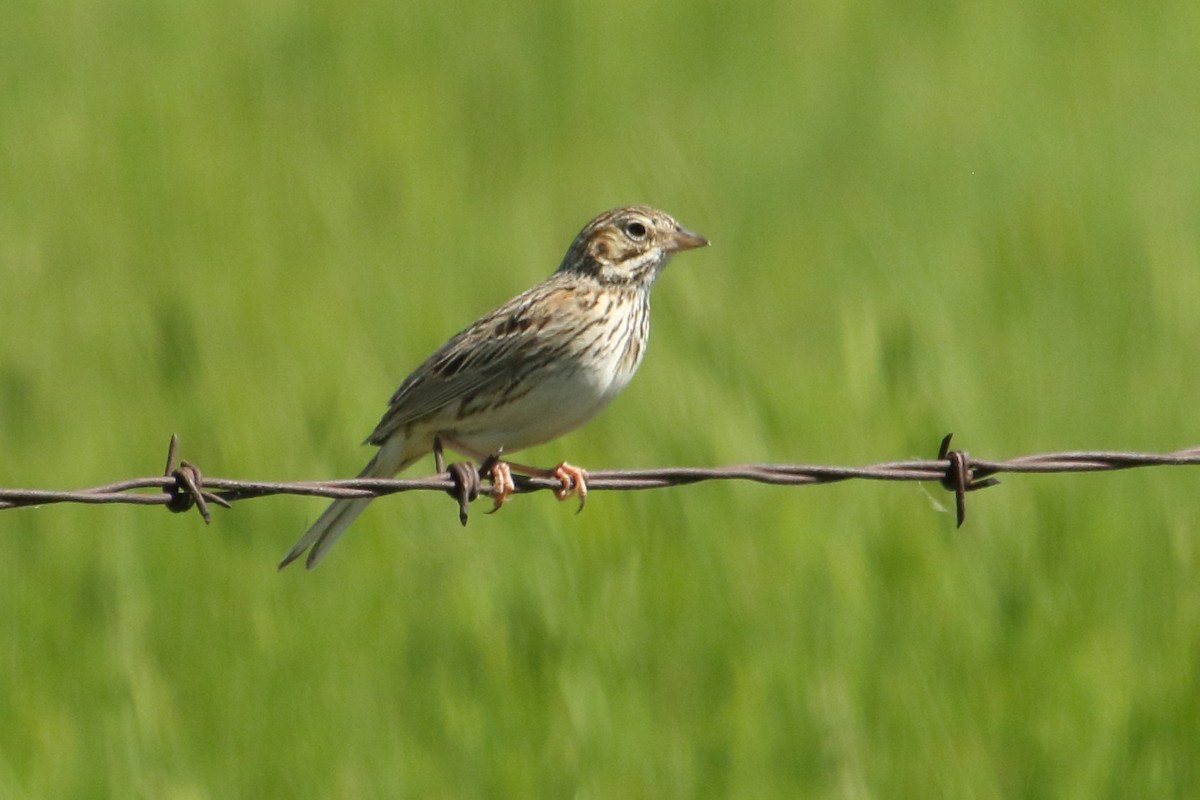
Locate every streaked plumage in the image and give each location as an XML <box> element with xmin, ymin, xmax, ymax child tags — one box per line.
<box><xmin>279</xmin><ymin>205</ymin><xmax>707</xmax><ymax>570</ymax></box>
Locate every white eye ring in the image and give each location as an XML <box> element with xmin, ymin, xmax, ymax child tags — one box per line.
<box><xmin>624</xmin><ymin>220</ymin><xmax>648</xmax><ymax>240</ymax></box>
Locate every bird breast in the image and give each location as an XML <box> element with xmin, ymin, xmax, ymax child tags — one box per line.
<box><xmin>448</xmin><ymin>290</ymin><xmax>650</xmax><ymax>454</ymax></box>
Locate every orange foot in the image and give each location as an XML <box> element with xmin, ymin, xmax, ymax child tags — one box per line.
<box><xmin>487</xmin><ymin>459</ymin><xmax>516</xmax><ymax>511</ymax></box>
<box><xmin>552</xmin><ymin>461</ymin><xmax>588</xmax><ymax>511</ymax></box>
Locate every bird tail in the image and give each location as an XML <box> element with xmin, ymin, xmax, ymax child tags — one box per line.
<box><xmin>278</xmin><ymin>435</ymin><xmax>413</xmax><ymax>571</ymax></box>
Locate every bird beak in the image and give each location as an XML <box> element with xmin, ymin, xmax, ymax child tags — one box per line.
<box><xmin>665</xmin><ymin>224</ymin><xmax>709</xmax><ymax>252</ymax></box>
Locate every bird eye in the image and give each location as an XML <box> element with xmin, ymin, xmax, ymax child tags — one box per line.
<box><xmin>624</xmin><ymin>220</ymin><xmax>648</xmax><ymax>240</ymax></box>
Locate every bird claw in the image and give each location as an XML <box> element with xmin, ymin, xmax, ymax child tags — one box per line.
<box><xmin>552</xmin><ymin>462</ymin><xmax>588</xmax><ymax>512</ymax></box>
<box><xmin>486</xmin><ymin>459</ymin><xmax>515</xmax><ymax>513</ymax></box>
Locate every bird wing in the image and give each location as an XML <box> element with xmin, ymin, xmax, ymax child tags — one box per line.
<box><xmin>365</xmin><ymin>280</ymin><xmax>580</xmax><ymax>445</ymax></box>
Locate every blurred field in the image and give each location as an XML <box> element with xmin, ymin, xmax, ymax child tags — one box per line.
<box><xmin>2</xmin><ymin>0</ymin><xmax>1199</xmax><ymax>796</ymax></box>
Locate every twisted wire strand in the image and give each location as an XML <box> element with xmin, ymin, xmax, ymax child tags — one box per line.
<box><xmin>2</xmin><ymin>436</ymin><xmax>1197</xmax><ymax>527</ymax></box>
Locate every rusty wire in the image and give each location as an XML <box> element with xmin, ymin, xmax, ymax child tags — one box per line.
<box><xmin>2</xmin><ymin>434</ymin><xmax>1198</xmax><ymax>528</ymax></box>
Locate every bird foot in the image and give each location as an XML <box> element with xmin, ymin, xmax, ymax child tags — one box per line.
<box><xmin>552</xmin><ymin>461</ymin><xmax>588</xmax><ymax>512</ymax></box>
<box><xmin>485</xmin><ymin>458</ymin><xmax>516</xmax><ymax>512</ymax></box>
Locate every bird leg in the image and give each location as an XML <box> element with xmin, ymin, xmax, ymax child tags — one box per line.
<box><xmin>482</xmin><ymin>456</ymin><xmax>588</xmax><ymax>512</ymax></box>
<box><xmin>437</xmin><ymin>436</ymin><xmax>587</xmax><ymax>512</ymax></box>
<box><xmin>433</xmin><ymin>436</ymin><xmax>447</xmax><ymax>473</ymax></box>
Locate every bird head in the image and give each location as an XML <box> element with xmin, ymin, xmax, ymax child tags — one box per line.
<box><xmin>559</xmin><ymin>205</ymin><xmax>708</xmax><ymax>287</ymax></box>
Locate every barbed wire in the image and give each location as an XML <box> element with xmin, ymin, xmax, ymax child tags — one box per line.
<box><xmin>2</xmin><ymin>435</ymin><xmax>1198</xmax><ymax>528</ymax></box>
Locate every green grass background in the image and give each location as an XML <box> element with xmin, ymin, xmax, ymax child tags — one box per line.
<box><xmin>2</xmin><ymin>0</ymin><xmax>1199</xmax><ymax>795</ymax></box>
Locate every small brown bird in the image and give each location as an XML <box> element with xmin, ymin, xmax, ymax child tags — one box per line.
<box><xmin>279</xmin><ymin>205</ymin><xmax>708</xmax><ymax>569</ymax></box>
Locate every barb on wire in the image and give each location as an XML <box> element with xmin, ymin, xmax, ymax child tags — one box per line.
<box><xmin>938</xmin><ymin>433</ymin><xmax>1002</xmax><ymax>526</ymax></box>
<box><xmin>1</xmin><ymin>434</ymin><xmax>1198</xmax><ymax>526</ymax></box>
<box><xmin>161</xmin><ymin>433</ymin><xmax>230</xmax><ymax>523</ymax></box>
